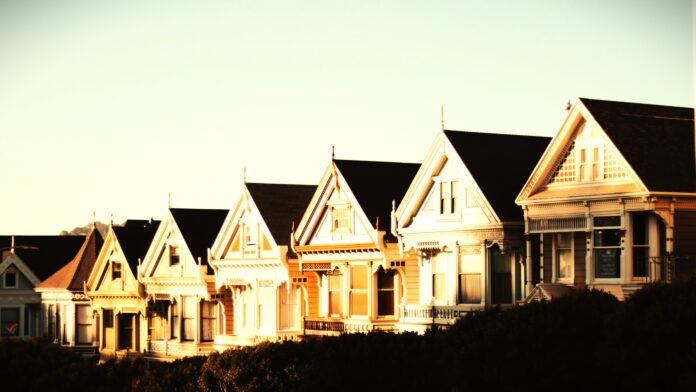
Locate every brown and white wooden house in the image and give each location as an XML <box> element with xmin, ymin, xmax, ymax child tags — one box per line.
<box><xmin>138</xmin><ymin>208</ymin><xmax>227</xmax><ymax>359</ymax></box>
<box><xmin>292</xmin><ymin>159</ymin><xmax>420</xmax><ymax>335</ymax></box>
<box><xmin>85</xmin><ymin>220</ymin><xmax>159</xmax><ymax>359</ymax></box>
<box><xmin>516</xmin><ymin>98</ymin><xmax>696</xmax><ymax>301</ymax></box>
<box><xmin>1</xmin><ymin>235</ymin><xmax>84</xmax><ymax>338</ymax></box>
<box><xmin>35</xmin><ymin>228</ymin><xmax>103</xmax><ymax>356</ymax></box>
<box><xmin>209</xmin><ymin>183</ymin><xmax>316</xmax><ymax>346</ymax></box>
<box><xmin>393</xmin><ymin>130</ymin><xmax>550</xmax><ymax>331</ymax></box>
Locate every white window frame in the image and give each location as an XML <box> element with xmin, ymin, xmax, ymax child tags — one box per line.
<box><xmin>591</xmin><ymin>216</ymin><xmax>623</xmax><ymax>282</ymax></box>
<box><xmin>331</xmin><ymin>205</ymin><xmax>352</xmax><ymax>234</ymax></box>
<box><xmin>552</xmin><ymin>232</ymin><xmax>574</xmax><ymax>284</ymax></box>
<box><xmin>438</xmin><ymin>180</ymin><xmax>460</xmax><ymax>216</ymax></box>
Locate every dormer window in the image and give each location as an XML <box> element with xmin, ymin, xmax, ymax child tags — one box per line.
<box><xmin>331</xmin><ymin>206</ymin><xmax>351</xmax><ymax>233</ymax></box>
<box><xmin>169</xmin><ymin>245</ymin><xmax>180</xmax><ymax>266</ymax></box>
<box><xmin>439</xmin><ymin>181</ymin><xmax>459</xmax><ymax>215</ymax></box>
<box><xmin>111</xmin><ymin>262</ymin><xmax>122</xmax><ymax>280</ymax></box>
<box><xmin>3</xmin><ymin>270</ymin><xmax>17</xmax><ymax>288</ymax></box>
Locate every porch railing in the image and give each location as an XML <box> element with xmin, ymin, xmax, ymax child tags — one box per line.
<box><xmin>402</xmin><ymin>305</ymin><xmax>471</xmax><ymax>326</ymax></box>
<box><xmin>632</xmin><ymin>255</ymin><xmax>695</xmax><ymax>283</ymax></box>
<box><xmin>303</xmin><ymin>318</ymin><xmax>388</xmax><ymax>334</ymax></box>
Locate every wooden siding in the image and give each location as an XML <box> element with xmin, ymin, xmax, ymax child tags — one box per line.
<box><xmin>573</xmin><ymin>232</ymin><xmax>587</xmax><ymax>287</ymax></box>
<box><xmin>289</xmin><ymin>260</ymin><xmax>319</xmax><ymax>318</ymax></box>
<box><xmin>404</xmin><ymin>255</ymin><xmax>419</xmax><ymax>305</ymax></box>
<box><xmin>221</xmin><ymin>288</ymin><xmax>234</xmax><ymax>335</ymax></box>
<box><xmin>542</xmin><ymin>233</ymin><xmax>552</xmax><ymax>283</ymax></box>
<box><xmin>674</xmin><ymin>211</ymin><xmax>696</xmax><ymax>257</ymax></box>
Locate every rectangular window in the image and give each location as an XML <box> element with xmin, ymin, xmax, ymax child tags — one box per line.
<box><xmin>555</xmin><ymin>233</ymin><xmax>573</xmax><ymax>280</ymax></box>
<box><xmin>111</xmin><ymin>262</ymin><xmax>122</xmax><ymax>280</ymax></box>
<box><xmin>458</xmin><ymin>273</ymin><xmax>481</xmax><ymax>304</ymax></box>
<box><xmin>200</xmin><ymin>301</ymin><xmax>216</xmax><ymax>341</ymax></box>
<box><xmin>632</xmin><ymin>214</ymin><xmax>650</xmax><ymax>278</ymax></box>
<box><xmin>169</xmin><ymin>246</ymin><xmax>180</xmax><ymax>266</ymax></box>
<box><xmin>170</xmin><ymin>302</ymin><xmax>179</xmax><ymax>339</ymax></box>
<box><xmin>258</xmin><ymin>285</ymin><xmax>275</xmax><ymax>329</ymax></box>
<box><xmin>1</xmin><ymin>308</ymin><xmax>20</xmax><ymax>336</ymax></box>
<box><xmin>432</xmin><ymin>256</ymin><xmax>446</xmax><ymax>303</ymax></box>
<box><xmin>75</xmin><ymin>305</ymin><xmax>92</xmax><ymax>344</ymax></box>
<box><xmin>182</xmin><ymin>297</ymin><xmax>195</xmax><ymax>341</ymax></box>
<box><xmin>328</xmin><ymin>274</ymin><xmax>342</xmax><ymax>316</ymax></box>
<box><xmin>439</xmin><ymin>181</ymin><xmax>460</xmax><ymax>215</ymax></box>
<box><xmin>280</xmin><ymin>284</ymin><xmax>299</xmax><ymax>330</ymax></box>
<box><xmin>245</xmin><ymin>224</ymin><xmax>257</xmax><ymax>246</ymax></box>
<box><xmin>350</xmin><ymin>265</ymin><xmax>368</xmax><ymax>316</ymax></box>
<box><xmin>377</xmin><ymin>269</ymin><xmax>395</xmax><ymax>316</ymax></box>
<box><xmin>332</xmin><ymin>207</ymin><xmax>351</xmax><ymax>233</ymax></box>
<box><xmin>4</xmin><ymin>271</ymin><xmax>17</xmax><ymax>288</ymax></box>
<box><xmin>594</xmin><ymin>216</ymin><xmax>621</xmax><ymax>279</ymax></box>
<box><xmin>103</xmin><ymin>309</ymin><xmax>114</xmax><ymax>328</ymax></box>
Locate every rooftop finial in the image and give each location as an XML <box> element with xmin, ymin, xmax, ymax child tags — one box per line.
<box><xmin>441</xmin><ymin>104</ymin><xmax>445</xmax><ymax>132</ymax></box>
<box><xmin>243</xmin><ymin>167</ymin><xmax>247</xmax><ymax>184</ymax></box>
<box><xmin>331</xmin><ymin>145</ymin><xmax>335</xmax><ymax>161</ymax></box>
<box><xmin>92</xmin><ymin>211</ymin><xmax>96</xmax><ymax>228</ymax></box>
<box><xmin>168</xmin><ymin>192</ymin><xmax>172</xmax><ymax>208</ymax></box>
<box><xmin>565</xmin><ymin>100</ymin><xmax>572</xmax><ymax>111</ymax></box>
<box><xmin>110</xmin><ymin>213</ymin><xmax>114</xmax><ymax>226</ymax></box>
<box><xmin>10</xmin><ymin>235</ymin><xmax>14</xmax><ymax>254</ymax></box>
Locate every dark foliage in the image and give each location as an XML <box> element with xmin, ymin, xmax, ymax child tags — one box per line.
<box><xmin>3</xmin><ymin>282</ymin><xmax>696</xmax><ymax>391</ymax></box>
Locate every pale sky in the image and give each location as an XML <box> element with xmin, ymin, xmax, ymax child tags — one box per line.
<box><xmin>1</xmin><ymin>0</ymin><xmax>693</xmax><ymax>234</ymax></box>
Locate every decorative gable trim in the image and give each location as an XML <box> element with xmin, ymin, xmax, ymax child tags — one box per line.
<box><xmin>0</xmin><ymin>254</ymin><xmax>40</xmax><ymax>286</ymax></box>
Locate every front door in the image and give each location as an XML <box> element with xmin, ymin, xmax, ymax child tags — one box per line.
<box><xmin>490</xmin><ymin>245</ymin><xmax>512</xmax><ymax>305</ymax></box>
<box><xmin>118</xmin><ymin>314</ymin><xmax>135</xmax><ymax>350</ymax></box>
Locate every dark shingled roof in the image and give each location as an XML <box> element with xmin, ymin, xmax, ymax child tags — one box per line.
<box><xmin>580</xmin><ymin>98</ymin><xmax>696</xmax><ymax>192</ymax></box>
<box><xmin>36</xmin><ymin>228</ymin><xmax>103</xmax><ymax>291</ymax></box>
<box><xmin>444</xmin><ymin>130</ymin><xmax>551</xmax><ymax>221</ymax></box>
<box><xmin>170</xmin><ymin>208</ymin><xmax>228</xmax><ymax>272</ymax></box>
<box><xmin>112</xmin><ymin>220</ymin><xmax>160</xmax><ymax>275</ymax></box>
<box><xmin>0</xmin><ymin>235</ymin><xmax>86</xmax><ymax>282</ymax></box>
<box><xmin>334</xmin><ymin>159</ymin><xmax>420</xmax><ymax>238</ymax></box>
<box><xmin>246</xmin><ymin>183</ymin><xmax>317</xmax><ymax>246</ymax></box>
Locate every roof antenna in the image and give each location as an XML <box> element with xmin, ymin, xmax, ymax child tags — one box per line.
<box><xmin>440</xmin><ymin>104</ymin><xmax>445</xmax><ymax>132</ymax></box>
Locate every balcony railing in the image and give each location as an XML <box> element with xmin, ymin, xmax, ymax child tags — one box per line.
<box><xmin>303</xmin><ymin>318</ymin><xmax>392</xmax><ymax>334</ymax></box>
<box><xmin>632</xmin><ymin>255</ymin><xmax>695</xmax><ymax>283</ymax></box>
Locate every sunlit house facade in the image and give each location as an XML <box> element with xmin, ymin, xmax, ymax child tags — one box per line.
<box><xmin>517</xmin><ymin>98</ymin><xmax>696</xmax><ymax>301</ymax></box>
<box><xmin>394</xmin><ymin>130</ymin><xmax>550</xmax><ymax>331</ymax></box>
<box><xmin>292</xmin><ymin>159</ymin><xmax>420</xmax><ymax>334</ymax></box>
<box><xmin>209</xmin><ymin>183</ymin><xmax>317</xmax><ymax>346</ymax></box>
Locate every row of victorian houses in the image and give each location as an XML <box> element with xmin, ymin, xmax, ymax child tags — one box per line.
<box><xmin>1</xmin><ymin>98</ymin><xmax>695</xmax><ymax>360</ymax></box>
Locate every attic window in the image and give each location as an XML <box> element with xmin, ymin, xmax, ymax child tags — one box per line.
<box><xmin>439</xmin><ymin>181</ymin><xmax>459</xmax><ymax>215</ymax></box>
<box><xmin>4</xmin><ymin>270</ymin><xmax>17</xmax><ymax>288</ymax></box>
<box><xmin>245</xmin><ymin>224</ymin><xmax>257</xmax><ymax>246</ymax></box>
<box><xmin>331</xmin><ymin>206</ymin><xmax>351</xmax><ymax>233</ymax></box>
<box><xmin>111</xmin><ymin>262</ymin><xmax>122</xmax><ymax>280</ymax></box>
<box><xmin>169</xmin><ymin>245</ymin><xmax>180</xmax><ymax>266</ymax></box>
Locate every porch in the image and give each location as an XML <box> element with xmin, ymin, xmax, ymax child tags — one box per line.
<box><xmin>145</xmin><ymin>339</ymin><xmax>216</xmax><ymax>359</ymax></box>
<box><xmin>303</xmin><ymin>317</ymin><xmax>396</xmax><ymax>336</ymax></box>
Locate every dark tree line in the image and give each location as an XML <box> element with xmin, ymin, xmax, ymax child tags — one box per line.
<box><xmin>3</xmin><ymin>280</ymin><xmax>696</xmax><ymax>391</ymax></box>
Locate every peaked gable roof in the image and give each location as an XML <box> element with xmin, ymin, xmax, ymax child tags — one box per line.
<box><xmin>334</xmin><ymin>159</ymin><xmax>420</xmax><ymax>235</ymax></box>
<box><xmin>36</xmin><ymin>228</ymin><xmax>103</xmax><ymax>291</ymax></box>
<box><xmin>0</xmin><ymin>235</ymin><xmax>86</xmax><ymax>281</ymax></box>
<box><xmin>112</xmin><ymin>220</ymin><xmax>160</xmax><ymax>274</ymax></box>
<box><xmin>170</xmin><ymin>208</ymin><xmax>228</xmax><ymax>267</ymax></box>
<box><xmin>580</xmin><ymin>98</ymin><xmax>695</xmax><ymax>192</ymax></box>
<box><xmin>246</xmin><ymin>183</ymin><xmax>317</xmax><ymax>246</ymax></box>
<box><xmin>444</xmin><ymin>130</ymin><xmax>551</xmax><ymax>220</ymax></box>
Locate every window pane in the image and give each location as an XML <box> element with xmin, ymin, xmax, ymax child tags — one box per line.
<box><xmin>451</xmin><ymin>181</ymin><xmax>459</xmax><ymax>213</ymax></box>
<box><xmin>103</xmin><ymin>309</ymin><xmax>114</xmax><ymax>328</ymax></box>
<box><xmin>1</xmin><ymin>308</ymin><xmax>19</xmax><ymax>336</ymax></box>
<box><xmin>377</xmin><ymin>291</ymin><xmax>394</xmax><ymax>316</ymax></box>
<box><xmin>76</xmin><ymin>305</ymin><xmax>93</xmax><ymax>344</ymax></box>
<box><xmin>433</xmin><ymin>273</ymin><xmax>445</xmax><ymax>302</ymax></box>
<box><xmin>556</xmin><ymin>232</ymin><xmax>572</xmax><ymax>248</ymax></box>
<box><xmin>458</xmin><ymin>274</ymin><xmax>481</xmax><ymax>304</ymax></box>
<box><xmin>351</xmin><ymin>266</ymin><xmax>367</xmax><ymax>289</ymax></box>
<box><xmin>350</xmin><ymin>292</ymin><xmax>368</xmax><ymax>316</ymax></box>
<box><xmin>633</xmin><ymin>214</ymin><xmax>648</xmax><ymax>245</ymax></box>
<box><xmin>633</xmin><ymin>247</ymin><xmax>649</xmax><ymax>278</ymax></box>
<box><xmin>557</xmin><ymin>249</ymin><xmax>573</xmax><ymax>279</ymax></box>
<box><xmin>329</xmin><ymin>291</ymin><xmax>341</xmax><ymax>315</ymax></box>
<box><xmin>594</xmin><ymin>216</ymin><xmax>621</xmax><ymax>227</ymax></box>
<box><xmin>594</xmin><ymin>229</ymin><xmax>620</xmax><ymax>247</ymax></box>
<box><xmin>377</xmin><ymin>269</ymin><xmax>394</xmax><ymax>289</ymax></box>
<box><xmin>4</xmin><ymin>272</ymin><xmax>17</xmax><ymax>287</ymax></box>
<box><xmin>595</xmin><ymin>249</ymin><xmax>620</xmax><ymax>278</ymax></box>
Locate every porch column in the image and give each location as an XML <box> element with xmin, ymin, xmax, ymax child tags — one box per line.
<box><xmin>481</xmin><ymin>242</ymin><xmax>488</xmax><ymax>306</ymax></box>
<box><xmin>450</xmin><ymin>243</ymin><xmax>459</xmax><ymax>305</ymax></box>
<box><xmin>525</xmin><ymin>236</ymin><xmax>533</xmax><ymax>296</ymax></box>
<box><xmin>194</xmin><ymin>294</ymin><xmax>199</xmax><ymax>345</ymax></box>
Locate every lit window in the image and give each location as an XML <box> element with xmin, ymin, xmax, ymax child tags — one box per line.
<box><xmin>328</xmin><ymin>274</ymin><xmax>342</xmax><ymax>316</ymax></box>
<box><xmin>3</xmin><ymin>271</ymin><xmax>17</xmax><ymax>288</ymax></box>
<box><xmin>332</xmin><ymin>206</ymin><xmax>351</xmax><ymax>233</ymax></box>
<box><xmin>350</xmin><ymin>265</ymin><xmax>368</xmax><ymax>316</ymax></box>
<box><xmin>458</xmin><ymin>273</ymin><xmax>481</xmax><ymax>304</ymax></box>
<box><xmin>432</xmin><ymin>256</ymin><xmax>446</xmax><ymax>303</ymax></box>
<box><xmin>439</xmin><ymin>181</ymin><xmax>459</xmax><ymax>215</ymax></box>
<box><xmin>555</xmin><ymin>233</ymin><xmax>573</xmax><ymax>281</ymax></box>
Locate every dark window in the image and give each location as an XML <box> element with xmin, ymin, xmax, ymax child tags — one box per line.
<box><xmin>4</xmin><ymin>271</ymin><xmax>17</xmax><ymax>288</ymax></box>
<box><xmin>169</xmin><ymin>246</ymin><xmax>180</xmax><ymax>266</ymax></box>
<box><xmin>377</xmin><ymin>269</ymin><xmax>395</xmax><ymax>316</ymax></box>
<box><xmin>633</xmin><ymin>214</ymin><xmax>649</xmax><ymax>278</ymax></box>
<box><xmin>458</xmin><ymin>273</ymin><xmax>482</xmax><ymax>304</ymax></box>
<box><xmin>103</xmin><ymin>309</ymin><xmax>114</xmax><ymax>328</ymax></box>
<box><xmin>111</xmin><ymin>262</ymin><xmax>122</xmax><ymax>280</ymax></box>
<box><xmin>594</xmin><ymin>216</ymin><xmax>621</xmax><ymax>227</ymax></box>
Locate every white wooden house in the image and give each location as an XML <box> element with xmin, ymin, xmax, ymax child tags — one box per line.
<box><xmin>138</xmin><ymin>208</ymin><xmax>226</xmax><ymax>359</ymax></box>
<box><xmin>394</xmin><ymin>130</ymin><xmax>550</xmax><ymax>331</ymax></box>
<box><xmin>209</xmin><ymin>182</ymin><xmax>316</xmax><ymax>346</ymax></box>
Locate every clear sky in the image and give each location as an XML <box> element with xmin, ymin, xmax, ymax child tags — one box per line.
<box><xmin>1</xmin><ymin>0</ymin><xmax>693</xmax><ymax>234</ymax></box>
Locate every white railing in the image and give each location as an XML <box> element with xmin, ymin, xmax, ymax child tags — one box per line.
<box><xmin>528</xmin><ymin>217</ymin><xmax>587</xmax><ymax>233</ymax></box>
